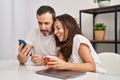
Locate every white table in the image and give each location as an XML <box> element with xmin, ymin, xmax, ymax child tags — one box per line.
<box><xmin>0</xmin><ymin>59</ymin><xmax>120</xmax><ymax>80</ymax></box>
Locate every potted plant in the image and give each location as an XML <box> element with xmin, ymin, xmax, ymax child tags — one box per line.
<box><xmin>93</xmin><ymin>0</ymin><xmax>111</xmax><ymax>7</ymax></box>
<box><xmin>94</xmin><ymin>23</ymin><xmax>106</xmax><ymax>40</ymax></box>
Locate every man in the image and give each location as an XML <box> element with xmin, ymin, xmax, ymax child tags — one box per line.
<box><xmin>17</xmin><ymin>5</ymin><xmax>57</xmax><ymax>65</ymax></box>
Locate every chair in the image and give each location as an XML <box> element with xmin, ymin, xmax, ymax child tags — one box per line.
<box><xmin>98</xmin><ymin>52</ymin><xmax>120</xmax><ymax>76</ymax></box>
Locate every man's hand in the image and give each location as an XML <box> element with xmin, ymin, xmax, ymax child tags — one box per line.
<box><xmin>32</xmin><ymin>54</ymin><xmax>45</xmax><ymax>65</ymax></box>
<box><xmin>17</xmin><ymin>44</ymin><xmax>32</xmax><ymax>64</ymax></box>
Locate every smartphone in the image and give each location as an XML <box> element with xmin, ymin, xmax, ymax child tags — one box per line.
<box><xmin>18</xmin><ymin>39</ymin><xmax>27</xmax><ymax>48</ymax></box>
<box><xmin>18</xmin><ymin>39</ymin><xmax>32</xmax><ymax>56</ymax></box>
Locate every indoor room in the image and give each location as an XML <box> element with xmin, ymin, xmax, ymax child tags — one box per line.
<box><xmin>0</xmin><ymin>0</ymin><xmax>120</xmax><ymax>80</ymax></box>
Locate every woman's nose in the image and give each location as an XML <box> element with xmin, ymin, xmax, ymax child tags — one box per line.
<box><xmin>54</xmin><ymin>29</ymin><xmax>57</xmax><ymax>35</ymax></box>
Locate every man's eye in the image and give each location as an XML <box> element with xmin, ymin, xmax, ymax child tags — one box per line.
<box><xmin>38</xmin><ymin>22</ymin><xmax>42</xmax><ymax>25</ymax></box>
<box><xmin>45</xmin><ymin>22</ymin><xmax>49</xmax><ymax>25</ymax></box>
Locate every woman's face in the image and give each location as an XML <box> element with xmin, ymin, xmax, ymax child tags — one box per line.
<box><xmin>54</xmin><ymin>19</ymin><xmax>68</xmax><ymax>42</ymax></box>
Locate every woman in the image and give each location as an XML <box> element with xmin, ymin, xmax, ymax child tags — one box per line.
<box><xmin>47</xmin><ymin>14</ymin><xmax>107</xmax><ymax>73</ymax></box>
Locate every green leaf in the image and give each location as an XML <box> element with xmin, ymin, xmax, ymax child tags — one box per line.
<box><xmin>94</xmin><ymin>23</ymin><xmax>106</xmax><ymax>31</ymax></box>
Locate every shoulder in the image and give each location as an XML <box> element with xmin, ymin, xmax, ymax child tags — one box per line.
<box><xmin>73</xmin><ymin>34</ymin><xmax>90</xmax><ymax>44</ymax></box>
<box><xmin>74</xmin><ymin>34</ymin><xmax>88</xmax><ymax>41</ymax></box>
<box><xmin>26</xmin><ymin>27</ymin><xmax>41</xmax><ymax>39</ymax></box>
<box><xmin>33</xmin><ymin>27</ymin><xmax>40</xmax><ymax>33</ymax></box>
<box><xmin>29</xmin><ymin>27</ymin><xmax>40</xmax><ymax>35</ymax></box>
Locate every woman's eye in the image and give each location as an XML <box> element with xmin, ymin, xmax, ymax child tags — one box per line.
<box><xmin>57</xmin><ymin>27</ymin><xmax>60</xmax><ymax>30</ymax></box>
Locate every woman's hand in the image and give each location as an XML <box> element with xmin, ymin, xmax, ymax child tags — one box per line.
<box><xmin>47</xmin><ymin>57</ymin><xmax>67</xmax><ymax>70</ymax></box>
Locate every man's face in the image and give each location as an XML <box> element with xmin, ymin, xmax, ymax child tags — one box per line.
<box><xmin>37</xmin><ymin>12</ymin><xmax>54</xmax><ymax>36</ymax></box>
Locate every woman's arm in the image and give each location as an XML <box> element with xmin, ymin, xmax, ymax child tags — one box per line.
<box><xmin>64</xmin><ymin>43</ymin><xmax>96</xmax><ymax>72</ymax></box>
<box><xmin>48</xmin><ymin>43</ymin><xmax>96</xmax><ymax>72</ymax></box>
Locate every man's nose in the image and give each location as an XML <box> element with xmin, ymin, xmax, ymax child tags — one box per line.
<box><xmin>41</xmin><ymin>24</ymin><xmax>46</xmax><ymax>30</ymax></box>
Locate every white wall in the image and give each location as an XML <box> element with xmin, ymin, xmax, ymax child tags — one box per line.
<box><xmin>0</xmin><ymin>0</ymin><xmax>120</xmax><ymax>59</ymax></box>
<box><xmin>0</xmin><ymin>0</ymin><xmax>15</xmax><ymax>59</ymax></box>
<box><xmin>14</xmin><ymin>0</ymin><xmax>33</xmax><ymax>58</ymax></box>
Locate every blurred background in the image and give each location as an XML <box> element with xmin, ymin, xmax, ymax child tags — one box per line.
<box><xmin>0</xmin><ymin>0</ymin><xmax>120</xmax><ymax>59</ymax></box>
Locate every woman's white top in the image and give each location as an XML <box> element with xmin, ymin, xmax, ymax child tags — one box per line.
<box><xmin>25</xmin><ymin>28</ymin><xmax>57</xmax><ymax>56</ymax></box>
<box><xmin>69</xmin><ymin>34</ymin><xmax>107</xmax><ymax>73</ymax></box>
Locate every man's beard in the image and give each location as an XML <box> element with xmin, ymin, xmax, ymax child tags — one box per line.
<box><xmin>41</xmin><ymin>30</ymin><xmax>49</xmax><ymax>36</ymax></box>
<box><xmin>41</xmin><ymin>28</ymin><xmax>53</xmax><ymax>36</ymax></box>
